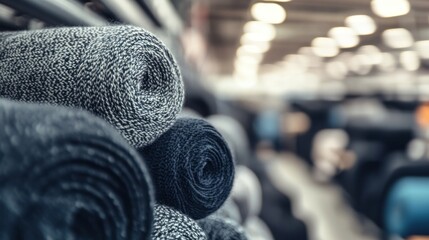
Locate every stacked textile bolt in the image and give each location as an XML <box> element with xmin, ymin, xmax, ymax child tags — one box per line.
<box><xmin>0</xmin><ymin>25</ymin><xmax>184</xmax><ymax>148</ymax></box>
<box><xmin>0</xmin><ymin>100</ymin><xmax>154</xmax><ymax>239</ymax></box>
<box><xmin>0</xmin><ymin>25</ymin><xmax>242</xmax><ymax>239</ymax></box>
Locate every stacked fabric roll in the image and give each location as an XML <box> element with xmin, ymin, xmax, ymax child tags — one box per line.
<box><xmin>0</xmin><ymin>25</ymin><xmax>240</xmax><ymax>240</ymax></box>
<box><xmin>0</xmin><ymin>25</ymin><xmax>184</xmax><ymax>148</ymax></box>
<box><xmin>0</xmin><ymin>99</ymin><xmax>154</xmax><ymax>239</ymax></box>
<box><xmin>140</xmin><ymin>117</ymin><xmax>235</xmax><ymax>220</ymax></box>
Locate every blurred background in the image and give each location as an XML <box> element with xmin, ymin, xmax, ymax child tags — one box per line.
<box><xmin>2</xmin><ymin>0</ymin><xmax>429</xmax><ymax>239</ymax></box>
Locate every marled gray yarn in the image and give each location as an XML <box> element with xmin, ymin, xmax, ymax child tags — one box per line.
<box><xmin>0</xmin><ymin>25</ymin><xmax>184</xmax><ymax>148</ymax></box>
<box><xmin>197</xmin><ymin>216</ymin><xmax>248</xmax><ymax>240</ymax></box>
<box><xmin>152</xmin><ymin>205</ymin><xmax>207</xmax><ymax>240</ymax></box>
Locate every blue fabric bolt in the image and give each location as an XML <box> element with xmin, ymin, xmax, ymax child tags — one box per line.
<box><xmin>140</xmin><ymin>117</ymin><xmax>234</xmax><ymax>219</ymax></box>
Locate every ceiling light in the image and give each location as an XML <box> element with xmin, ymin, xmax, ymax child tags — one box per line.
<box><xmin>415</xmin><ymin>40</ymin><xmax>429</xmax><ymax>59</ymax></box>
<box><xmin>244</xmin><ymin>21</ymin><xmax>276</xmax><ymax>39</ymax></box>
<box><xmin>237</xmin><ymin>42</ymin><xmax>271</xmax><ymax>55</ymax></box>
<box><xmin>311</xmin><ymin>37</ymin><xmax>339</xmax><ymax>57</ymax></box>
<box><xmin>236</xmin><ymin>55</ymin><xmax>263</xmax><ymax>65</ymax></box>
<box><xmin>345</xmin><ymin>15</ymin><xmax>377</xmax><ymax>35</ymax></box>
<box><xmin>371</xmin><ymin>0</ymin><xmax>410</xmax><ymax>18</ymax></box>
<box><xmin>357</xmin><ymin>45</ymin><xmax>382</xmax><ymax>65</ymax></box>
<box><xmin>326</xmin><ymin>61</ymin><xmax>348</xmax><ymax>80</ymax></box>
<box><xmin>328</xmin><ymin>27</ymin><xmax>359</xmax><ymax>48</ymax></box>
<box><xmin>263</xmin><ymin>0</ymin><xmax>291</xmax><ymax>2</ymax></box>
<box><xmin>251</xmin><ymin>3</ymin><xmax>286</xmax><ymax>24</ymax></box>
<box><xmin>382</xmin><ymin>28</ymin><xmax>414</xmax><ymax>48</ymax></box>
<box><xmin>400</xmin><ymin>51</ymin><xmax>420</xmax><ymax>71</ymax></box>
<box><xmin>378</xmin><ymin>53</ymin><xmax>397</xmax><ymax>72</ymax></box>
<box><xmin>349</xmin><ymin>54</ymin><xmax>372</xmax><ymax>75</ymax></box>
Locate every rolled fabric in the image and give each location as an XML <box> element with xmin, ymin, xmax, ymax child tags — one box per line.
<box><xmin>384</xmin><ymin>177</ymin><xmax>429</xmax><ymax>237</ymax></box>
<box><xmin>0</xmin><ymin>25</ymin><xmax>184</xmax><ymax>148</ymax></box>
<box><xmin>140</xmin><ymin>117</ymin><xmax>234</xmax><ymax>219</ymax></box>
<box><xmin>152</xmin><ymin>204</ymin><xmax>207</xmax><ymax>240</ymax></box>
<box><xmin>231</xmin><ymin>166</ymin><xmax>262</xmax><ymax>222</ymax></box>
<box><xmin>208</xmin><ymin>115</ymin><xmax>251</xmax><ymax>166</ymax></box>
<box><xmin>197</xmin><ymin>216</ymin><xmax>248</xmax><ymax>240</ymax></box>
<box><xmin>0</xmin><ymin>99</ymin><xmax>154</xmax><ymax>239</ymax></box>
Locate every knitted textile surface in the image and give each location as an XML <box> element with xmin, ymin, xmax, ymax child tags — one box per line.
<box><xmin>0</xmin><ymin>25</ymin><xmax>184</xmax><ymax>148</ymax></box>
<box><xmin>140</xmin><ymin>117</ymin><xmax>235</xmax><ymax>219</ymax></box>
<box><xmin>0</xmin><ymin>99</ymin><xmax>154</xmax><ymax>240</ymax></box>
<box><xmin>197</xmin><ymin>216</ymin><xmax>248</xmax><ymax>240</ymax></box>
<box><xmin>152</xmin><ymin>204</ymin><xmax>207</xmax><ymax>240</ymax></box>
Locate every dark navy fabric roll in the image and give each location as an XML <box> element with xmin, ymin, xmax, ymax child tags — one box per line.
<box><xmin>0</xmin><ymin>25</ymin><xmax>184</xmax><ymax>148</ymax></box>
<box><xmin>385</xmin><ymin>177</ymin><xmax>429</xmax><ymax>237</ymax></box>
<box><xmin>0</xmin><ymin>99</ymin><xmax>154</xmax><ymax>240</ymax></box>
<box><xmin>197</xmin><ymin>216</ymin><xmax>248</xmax><ymax>240</ymax></box>
<box><xmin>152</xmin><ymin>204</ymin><xmax>207</xmax><ymax>240</ymax></box>
<box><xmin>140</xmin><ymin>117</ymin><xmax>234</xmax><ymax>219</ymax></box>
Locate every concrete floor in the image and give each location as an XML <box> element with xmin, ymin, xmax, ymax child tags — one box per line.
<box><xmin>265</xmin><ymin>153</ymin><xmax>380</xmax><ymax>240</ymax></box>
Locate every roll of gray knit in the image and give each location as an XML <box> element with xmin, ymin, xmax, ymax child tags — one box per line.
<box><xmin>153</xmin><ymin>204</ymin><xmax>207</xmax><ymax>240</ymax></box>
<box><xmin>197</xmin><ymin>216</ymin><xmax>248</xmax><ymax>240</ymax></box>
<box><xmin>0</xmin><ymin>25</ymin><xmax>184</xmax><ymax>148</ymax></box>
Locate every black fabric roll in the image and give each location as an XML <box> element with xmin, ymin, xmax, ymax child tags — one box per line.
<box><xmin>0</xmin><ymin>99</ymin><xmax>154</xmax><ymax>239</ymax></box>
<box><xmin>197</xmin><ymin>216</ymin><xmax>248</xmax><ymax>240</ymax></box>
<box><xmin>152</xmin><ymin>204</ymin><xmax>207</xmax><ymax>240</ymax></box>
<box><xmin>140</xmin><ymin>117</ymin><xmax>234</xmax><ymax>219</ymax></box>
<box><xmin>0</xmin><ymin>25</ymin><xmax>184</xmax><ymax>148</ymax></box>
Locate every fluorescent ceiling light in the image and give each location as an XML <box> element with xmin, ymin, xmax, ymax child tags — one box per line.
<box><xmin>371</xmin><ymin>0</ymin><xmax>410</xmax><ymax>18</ymax></box>
<box><xmin>263</xmin><ymin>0</ymin><xmax>291</xmax><ymax>2</ymax></box>
<box><xmin>378</xmin><ymin>53</ymin><xmax>397</xmax><ymax>72</ymax></box>
<box><xmin>357</xmin><ymin>45</ymin><xmax>382</xmax><ymax>65</ymax></box>
<box><xmin>311</xmin><ymin>37</ymin><xmax>339</xmax><ymax>57</ymax></box>
<box><xmin>251</xmin><ymin>3</ymin><xmax>286</xmax><ymax>24</ymax></box>
<box><xmin>243</xmin><ymin>21</ymin><xmax>276</xmax><ymax>41</ymax></box>
<box><xmin>400</xmin><ymin>51</ymin><xmax>420</xmax><ymax>71</ymax></box>
<box><xmin>328</xmin><ymin>27</ymin><xmax>359</xmax><ymax>48</ymax></box>
<box><xmin>345</xmin><ymin>15</ymin><xmax>377</xmax><ymax>35</ymax></box>
<box><xmin>415</xmin><ymin>40</ymin><xmax>429</xmax><ymax>59</ymax></box>
<box><xmin>237</xmin><ymin>42</ymin><xmax>271</xmax><ymax>55</ymax></box>
<box><xmin>382</xmin><ymin>28</ymin><xmax>414</xmax><ymax>48</ymax></box>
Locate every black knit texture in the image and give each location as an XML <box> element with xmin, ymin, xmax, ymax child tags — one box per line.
<box><xmin>140</xmin><ymin>117</ymin><xmax>235</xmax><ymax>219</ymax></box>
<box><xmin>197</xmin><ymin>216</ymin><xmax>248</xmax><ymax>240</ymax></box>
<box><xmin>152</xmin><ymin>204</ymin><xmax>207</xmax><ymax>240</ymax></box>
<box><xmin>0</xmin><ymin>25</ymin><xmax>184</xmax><ymax>148</ymax></box>
<box><xmin>0</xmin><ymin>99</ymin><xmax>154</xmax><ymax>240</ymax></box>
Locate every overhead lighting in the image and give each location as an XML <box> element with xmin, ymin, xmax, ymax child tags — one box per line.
<box><xmin>311</xmin><ymin>37</ymin><xmax>339</xmax><ymax>57</ymax></box>
<box><xmin>345</xmin><ymin>15</ymin><xmax>377</xmax><ymax>35</ymax></box>
<box><xmin>244</xmin><ymin>21</ymin><xmax>276</xmax><ymax>38</ymax></box>
<box><xmin>237</xmin><ymin>42</ymin><xmax>271</xmax><ymax>55</ymax></box>
<box><xmin>326</xmin><ymin>61</ymin><xmax>348</xmax><ymax>80</ymax></box>
<box><xmin>251</xmin><ymin>3</ymin><xmax>286</xmax><ymax>24</ymax></box>
<box><xmin>357</xmin><ymin>45</ymin><xmax>382</xmax><ymax>65</ymax></box>
<box><xmin>263</xmin><ymin>0</ymin><xmax>291</xmax><ymax>2</ymax></box>
<box><xmin>371</xmin><ymin>0</ymin><xmax>410</xmax><ymax>18</ymax></box>
<box><xmin>236</xmin><ymin>54</ymin><xmax>263</xmax><ymax>65</ymax></box>
<box><xmin>378</xmin><ymin>53</ymin><xmax>397</xmax><ymax>72</ymax></box>
<box><xmin>328</xmin><ymin>27</ymin><xmax>359</xmax><ymax>48</ymax></box>
<box><xmin>415</xmin><ymin>40</ymin><xmax>429</xmax><ymax>59</ymax></box>
<box><xmin>348</xmin><ymin>54</ymin><xmax>372</xmax><ymax>75</ymax></box>
<box><xmin>382</xmin><ymin>28</ymin><xmax>414</xmax><ymax>48</ymax></box>
<box><xmin>400</xmin><ymin>51</ymin><xmax>420</xmax><ymax>71</ymax></box>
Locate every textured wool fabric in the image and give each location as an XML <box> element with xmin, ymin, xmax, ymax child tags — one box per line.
<box><xmin>0</xmin><ymin>25</ymin><xmax>184</xmax><ymax>148</ymax></box>
<box><xmin>197</xmin><ymin>216</ymin><xmax>248</xmax><ymax>240</ymax></box>
<box><xmin>208</xmin><ymin>115</ymin><xmax>251</xmax><ymax>166</ymax></box>
<box><xmin>0</xmin><ymin>99</ymin><xmax>154</xmax><ymax>240</ymax></box>
<box><xmin>152</xmin><ymin>204</ymin><xmax>207</xmax><ymax>240</ymax></box>
<box><xmin>140</xmin><ymin>117</ymin><xmax>234</xmax><ymax>219</ymax></box>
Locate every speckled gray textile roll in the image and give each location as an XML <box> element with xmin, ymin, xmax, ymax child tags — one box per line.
<box><xmin>0</xmin><ymin>25</ymin><xmax>184</xmax><ymax>148</ymax></box>
<box><xmin>197</xmin><ymin>216</ymin><xmax>248</xmax><ymax>240</ymax></box>
<box><xmin>0</xmin><ymin>99</ymin><xmax>154</xmax><ymax>240</ymax></box>
<box><xmin>152</xmin><ymin>204</ymin><xmax>207</xmax><ymax>240</ymax></box>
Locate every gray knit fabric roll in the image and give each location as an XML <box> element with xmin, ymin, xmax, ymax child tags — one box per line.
<box><xmin>152</xmin><ymin>204</ymin><xmax>207</xmax><ymax>240</ymax></box>
<box><xmin>197</xmin><ymin>216</ymin><xmax>248</xmax><ymax>240</ymax></box>
<box><xmin>0</xmin><ymin>25</ymin><xmax>184</xmax><ymax>148</ymax></box>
